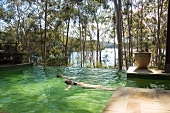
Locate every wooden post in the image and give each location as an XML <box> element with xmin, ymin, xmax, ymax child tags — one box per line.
<box><xmin>165</xmin><ymin>0</ymin><xmax>170</xmax><ymax>73</ymax></box>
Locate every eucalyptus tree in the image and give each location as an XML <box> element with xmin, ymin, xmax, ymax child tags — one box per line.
<box><xmin>25</xmin><ymin>1</ymin><xmax>47</xmax><ymax>63</ymax></box>
<box><xmin>73</xmin><ymin>1</ymin><xmax>88</xmax><ymax>67</ymax></box>
<box><xmin>32</xmin><ymin>0</ymin><xmax>61</xmax><ymax>65</ymax></box>
<box><xmin>155</xmin><ymin>0</ymin><xmax>167</xmax><ymax>68</ymax></box>
<box><xmin>54</xmin><ymin>0</ymin><xmax>74</xmax><ymax>65</ymax></box>
<box><xmin>31</xmin><ymin>0</ymin><xmax>67</xmax><ymax>65</ymax></box>
<box><xmin>80</xmin><ymin>15</ymin><xmax>89</xmax><ymax>67</ymax></box>
<box><xmin>0</xmin><ymin>1</ymin><xmax>21</xmax><ymax>43</ymax></box>
<box><xmin>31</xmin><ymin>1</ymin><xmax>44</xmax><ymax>62</ymax></box>
<box><xmin>113</xmin><ymin>0</ymin><xmax>123</xmax><ymax>70</ymax></box>
<box><xmin>0</xmin><ymin>1</ymin><xmax>37</xmax><ymax>62</ymax></box>
<box><xmin>138</xmin><ymin>0</ymin><xmax>168</xmax><ymax>69</ymax></box>
<box><xmin>85</xmin><ymin>0</ymin><xmax>110</xmax><ymax>67</ymax></box>
<box><xmin>0</xmin><ymin>0</ymin><xmax>168</xmax><ymax>69</ymax></box>
<box><xmin>0</xmin><ymin>7</ymin><xmax>16</xmax><ymax>43</ymax></box>
<box><xmin>123</xmin><ymin>0</ymin><xmax>133</xmax><ymax>68</ymax></box>
<box><xmin>127</xmin><ymin>0</ymin><xmax>168</xmax><ymax>69</ymax></box>
<box><xmin>43</xmin><ymin>0</ymin><xmax>48</xmax><ymax>65</ymax></box>
<box><xmin>85</xmin><ymin>0</ymin><xmax>100</xmax><ymax>67</ymax></box>
<box><xmin>112</xmin><ymin>12</ymin><xmax>118</xmax><ymax>68</ymax></box>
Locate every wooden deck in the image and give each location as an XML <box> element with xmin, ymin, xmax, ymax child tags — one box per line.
<box><xmin>102</xmin><ymin>87</ymin><xmax>170</xmax><ymax>113</ymax></box>
<box><xmin>127</xmin><ymin>66</ymin><xmax>170</xmax><ymax>80</ymax></box>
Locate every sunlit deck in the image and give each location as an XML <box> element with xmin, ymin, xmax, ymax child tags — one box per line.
<box><xmin>103</xmin><ymin>86</ymin><xmax>170</xmax><ymax>113</ymax></box>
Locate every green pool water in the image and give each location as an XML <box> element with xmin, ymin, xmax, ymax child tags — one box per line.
<box><xmin>0</xmin><ymin>66</ymin><xmax>169</xmax><ymax>113</ymax></box>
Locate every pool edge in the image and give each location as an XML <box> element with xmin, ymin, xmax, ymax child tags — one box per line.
<box><xmin>0</xmin><ymin>63</ymin><xmax>33</xmax><ymax>71</ymax></box>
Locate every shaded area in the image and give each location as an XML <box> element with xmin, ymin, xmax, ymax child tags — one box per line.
<box><xmin>134</xmin><ymin>68</ymin><xmax>153</xmax><ymax>73</ymax></box>
<box><xmin>0</xmin><ymin>43</ymin><xmax>23</xmax><ymax>64</ymax></box>
<box><xmin>126</xmin><ymin>78</ymin><xmax>170</xmax><ymax>90</ymax></box>
<box><xmin>166</xmin><ymin>0</ymin><xmax>170</xmax><ymax>73</ymax></box>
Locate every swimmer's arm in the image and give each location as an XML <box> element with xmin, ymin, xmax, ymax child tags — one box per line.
<box><xmin>63</xmin><ymin>76</ymin><xmax>68</xmax><ymax>78</ymax></box>
<box><xmin>101</xmin><ymin>87</ymin><xmax>114</xmax><ymax>91</ymax></box>
<box><xmin>65</xmin><ymin>85</ymin><xmax>72</xmax><ymax>90</ymax></box>
<box><xmin>83</xmin><ymin>84</ymin><xmax>114</xmax><ymax>91</ymax></box>
<box><xmin>99</xmin><ymin>85</ymin><xmax>115</xmax><ymax>91</ymax></box>
<box><xmin>69</xmin><ymin>77</ymin><xmax>77</xmax><ymax>79</ymax></box>
<box><xmin>64</xmin><ymin>76</ymin><xmax>76</xmax><ymax>79</ymax></box>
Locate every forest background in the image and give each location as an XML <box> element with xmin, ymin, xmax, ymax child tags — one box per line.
<box><xmin>0</xmin><ymin>0</ymin><xmax>168</xmax><ymax>70</ymax></box>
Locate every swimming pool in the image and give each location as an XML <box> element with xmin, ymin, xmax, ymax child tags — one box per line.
<box><xmin>0</xmin><ymin>66</ymin><xmax>169</xmax><ymax>113</ymax></box>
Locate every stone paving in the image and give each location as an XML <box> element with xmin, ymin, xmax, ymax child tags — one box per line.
<box><xmin>102</xmin><ymin>87</ymin><xmax>170</xmax><ymax>113</ymax></box>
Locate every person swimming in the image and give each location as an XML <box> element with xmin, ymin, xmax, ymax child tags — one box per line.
<box><xmin>64</xmin><ymin>79</ymin><xmax>114</xmax><ymax>91</ymax></box>
<box><xmin>56</xmin><ymin>74</ymin><xmax>76</xmax><ymax>79</ymax></box>
<box><xmin>56</xmin><ymin>74</ymin><xmax>67</xmax><ymax>78</ymax></box>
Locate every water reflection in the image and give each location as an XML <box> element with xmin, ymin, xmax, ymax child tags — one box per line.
<box><xmin>126</xmin><ymin>78</ymin><xmax>170</xmax><ymax>90</ymax></box>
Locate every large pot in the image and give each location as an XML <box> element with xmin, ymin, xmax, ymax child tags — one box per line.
<box><xmin>135</xmin><ymin>52</ymin><xmax>151</xmax><ymax>69</ymax></box>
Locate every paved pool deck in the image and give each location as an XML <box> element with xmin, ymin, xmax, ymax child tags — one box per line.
<box><xmin>127</xmin><ymin>66</ymin><xmax>170</xmax><ymax>80</ymax></box>
<box><xmin>103</xmin><ymin>67</ymin><xmax>170</xmax><ymax>113</ymax></box>
<box><xmin>102</xmin><ymin>86</ymin><xmax>170</xmax><ymax>113</ymax></box>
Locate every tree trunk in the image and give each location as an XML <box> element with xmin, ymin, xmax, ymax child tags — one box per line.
<box><xmin>157</xmin><ymin>0</ymin><xmax>163</xmax><ymax>68</ymax></box>
<box><xmin>96</xmin><ymin>21</ymin><xmax>99</xmax><ymax>67</ymax></box>
<box><xmin>90</xmin><ymin>33</ymin><xmax>94</xmax><ymax>68</ymax></box>
<box><xmin>140</xmin><ymin>3</ymin><xmax>143</xmax><ymax>52</ymax></box>
<box><xmin>39</xmin><ymin>15</ymin><xmax>43</xmax><ymax>64</ymax></box>
<box><xmin>114</xmin><ymin>27</ymin><xmax>117</xmax><ymax>68</ymax></box>
<box><xmin>44</xmin><ymin>0</ymin><xmax>48</xmax><ymax>65</ymax></box>
<box><xmin>83</xmin><ymin>26</ymin><xmax>87</xmax><ymax>67</ymax></box>
<box><xmin>65</xmin><ymin>19</ymin><xmax>70</xmax><ymax>65</ymax></box>
<box><xmin>122</xmin><ymin>22</ymin><xmax>127</xmax><ymax>69</ymax></box>
<box><xmin>82</xmin><ymin>26</ymin><xmax>86</xmax><ymax>67</ymax></box>
<box><xmin>127</xmin><ymin>0</ymin><xmax>132</xmax><ymax>67</ymax></box>
<box><xmin>113</xmin><ymin>0</ymin><xmax>123</xmax><ymax>70</ymax></box>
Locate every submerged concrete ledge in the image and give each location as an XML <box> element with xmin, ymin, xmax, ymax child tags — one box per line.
<box><xmin>102</xmin><ymin>86</ymin><xmax>170</xmax><ymax>113</ymax></box>
<box><xmin>0</xmin><ymin>63</ymin><xmax>33</xmax><ymax>71</ymax></box>
<box><xmin>127</xmin><ymin>66</ymin><xmax>170</xmax><ymax>80</ymax></box>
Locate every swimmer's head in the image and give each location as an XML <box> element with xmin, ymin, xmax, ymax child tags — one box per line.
<box><xmin>56</xmin><ymin>74</ymin><xmax>63</xmax><ymax>78</ymax></box>
<box><xmin>65</xmin><ymin>80</ymin><xmax>73</xmax><ymax>85</ymax></box>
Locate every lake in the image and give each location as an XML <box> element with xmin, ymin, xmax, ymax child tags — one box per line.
<box><xmin>70</xmin><ymin>48</ymin><xmax>118</xmax><ymax>67</ymax></box>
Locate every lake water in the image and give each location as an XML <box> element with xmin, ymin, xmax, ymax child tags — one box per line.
<box><xmin>70</xmin><ymin>48</ymin><xmax>118</xmax><ymax>67</ymax></box>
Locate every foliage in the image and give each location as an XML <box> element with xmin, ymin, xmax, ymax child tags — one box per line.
<box><xmin>0</xmin><ymin>0</ymin><xmax>168</xmax><ymax>70</ymax></box>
